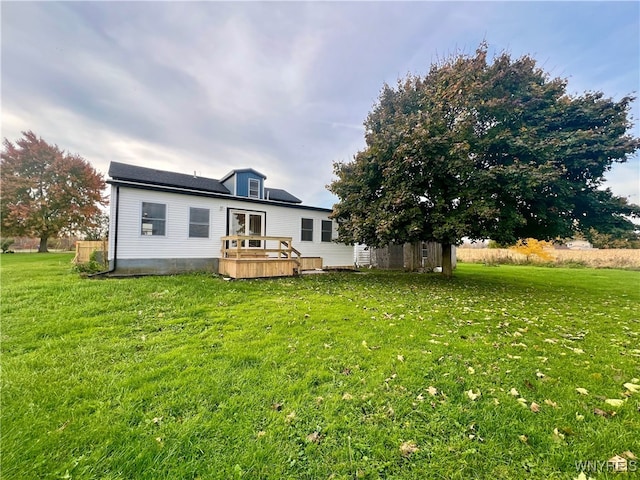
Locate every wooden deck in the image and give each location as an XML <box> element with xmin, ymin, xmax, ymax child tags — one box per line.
<box><xmin>219</xmin><ymin>235</ymin><xmax>322</xmax><ymax>279</ymax></box>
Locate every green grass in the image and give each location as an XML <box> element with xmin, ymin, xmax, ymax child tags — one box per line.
<box><xmin>1</xmin><ymin>254</ymin><xmax>639</xmax><ymax>479</ymax></box>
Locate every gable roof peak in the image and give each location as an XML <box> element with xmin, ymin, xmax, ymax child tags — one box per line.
<box><xmin>220</xmin><ymin>168</ymin><xmax>267</xmax><ymax>182</ymax></box>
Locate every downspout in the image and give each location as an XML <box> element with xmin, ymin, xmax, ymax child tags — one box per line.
<box><xmin>89</xmin><ymin>185</ymin><xmax>119</xmax><ymax>277</ymax></box>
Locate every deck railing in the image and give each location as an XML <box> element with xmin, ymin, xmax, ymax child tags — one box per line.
<box><xmin>220</xmin><ymin>235</ymin><xmax>301</xmax><ymax>262</ymax></box>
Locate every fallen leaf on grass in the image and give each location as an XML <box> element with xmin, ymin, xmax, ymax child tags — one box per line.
<box><xmin>399</xmin><ymin>441</ymin><xmax>419</xmax><ymax>457</ymax></box>
<box><xmin>272</xmin><ymin>403</ymin><xmax>283</xmax><ymax>411</ymax></box>
<box><xmin>509</xmin><ymin>388</ymin><xmax>520</xmax><ymax>397</ymax></box>
<box><xmin>576</xmin><ymin>388</ymin><xmax>589</xmax><ymax>395</ymax></box>
<box><xmin>530</xmin><ymin>402</ymin><xmax>540</xmax><ymax>413</ymax></box>
<box><xmin>467</xmin><ymin>366</ymin><xmax>475</xmax><ymax>375</ymax></box>
<box><xmin>306</xmin><ymin>431</ymin><xmax>321</xmax><ymax>444</ymax></box>
<box><xmin>342</xmin><ymin>393</ymin><xmax>353</xmax><ymax>401</ymax></box>
<box><xmin>285</xmin><ymin>411</ymin><xmax>296</xmax><ymax>423</ymax></box>
<box><xmin>397</xmin><ymin>354</ymin><xmax>405</xmax><ymax>362</ymax></box>
<box><xmin>593</xmin><ymin>408</ymin><xmax>612</xmax><ymax>418</ymax></box>
<box><xmin>466</xmin><ymin>389</ymin><xmax>481</xmax><ymax>401</ymax></box>
<box><xmin>519</xmin><ymin>434</ymin><xmax>528</xmax><ymax>443</ymax></box>
<box><xmin>623</xmin><ymin>382</ymin><xmax>640</xmax><ymax>393</ymax></box>
<box><xmin>427</xmin><ymin>386</ymin><xmax>438</xmax><ymax>396</ymax></box>
<box><xmin>573</xmin><ymin>473</ymin><xmax>595</xmax><ymax>480</ymax></box>
<box><xmin>604</xmin><ymin>398</ymin><xmax>624</xmax><ymax>407</ymax></box>
<box><xmin>544</xmin><ymin>399</ymin><xmax>558</xmax><ymax>408</ymax></box>
<box><xmin>256</xmin><ymin>431</ymin><xmax>266</xmax><ymax>438</ymax></box>
<box><xmin>608</xmin><ymin>455</ymin><xmax>628</xmax><ymax>472</ymax></box>
<box><xmin>622</xmin><ymin>451</ymin><xmax>637</xmax><ymax>460</ymax></box>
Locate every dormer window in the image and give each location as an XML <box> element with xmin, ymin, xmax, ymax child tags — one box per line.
<box><xmin>249</xmin><ymin>178</ymin><xmax>260</xmax><ymax>199</ymax></box>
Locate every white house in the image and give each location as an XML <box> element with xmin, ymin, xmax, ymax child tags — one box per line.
<box><xmin>107</xmin><ymin>162</ymin><xmax>354</xmax><ymax>276</ymax></box>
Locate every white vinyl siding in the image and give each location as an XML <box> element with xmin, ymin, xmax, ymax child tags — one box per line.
<box><xmin>110</xmin><ymin>186</ymin><xmax>354</xmax><ymax>267</ymax></box>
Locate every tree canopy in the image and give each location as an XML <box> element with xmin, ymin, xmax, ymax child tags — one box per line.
<box><xmin>1</xmin><ymin>131</ymin><xmax>107</xmax><ymax>252</ymax></box>
<box><xmin>329</xmin><ymin>44</ymin><xmax>640</xmax><ymax>275</ymax></box>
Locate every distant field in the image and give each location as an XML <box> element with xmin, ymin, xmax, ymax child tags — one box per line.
<box><xmin>1</xmin><ymin>254</ymin><xmax>639</xmax><ymax>479</ymax></box>
<box><xmin>457</xmin><ymin>248</ymin><xmax>640</xmax><ymax>269</ymax></box>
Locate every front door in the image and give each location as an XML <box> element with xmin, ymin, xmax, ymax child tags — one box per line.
<box><xmin>229</xmin><ymin>209</ymin><xmax>265</xmax><ymax>247</ymax></box>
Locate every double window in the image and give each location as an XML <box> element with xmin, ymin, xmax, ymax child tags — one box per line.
<box><xmin>189</xmin><ymin>207</ymin><xmax>210</xmax><ymax>238</ymax></box>
<box><xmin>302</xmin><ymin>219</ymin><xmax>333</xmax><ymax>242</ymax></box>
<box><xmin>141</xmin><ymin>202</ymin><xmax>166</xmax><ymax>236</ymax></box>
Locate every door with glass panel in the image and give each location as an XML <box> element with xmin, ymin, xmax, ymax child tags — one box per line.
<box><xmin>229</xmin><ymin>210</ymin><xmax>265</xmax><ymax>248</ymax></box>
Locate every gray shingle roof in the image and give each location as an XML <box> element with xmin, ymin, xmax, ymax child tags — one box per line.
<box><xmin>265</xmin><ymin>188</ymin><xmax>302</xmax><ymax>204</ymax></box>
<box><xmin>109</xmin><ymin>161</ymin><xmax>230</xmax><ymax>194</ymax></box>
<box><xmin>108</xmin><ymin>162</ymin><xmax>302</xmax><ymax>204</ymax></box>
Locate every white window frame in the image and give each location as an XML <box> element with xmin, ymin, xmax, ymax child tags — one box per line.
<box><xmin>189</xmin><ymin>207</ymin><xmax>210</xmax><ymax>238</ymax></box>
<box><xmin>321</xmin><ymin>220</ymin><xmax>333</xmax><ymax>242</ymax></box>
<box><xmin>248</xmin><ymin>178</ymin><xmax>260</xmax><ymax>199</ymax></box>
<box><xmin>141</xmin><ymin>202</ymin><xmax>166</xmax><ymax>236</ymax></box>
<box><xmin>301</xmin><ymin>218</ymin><xmax>314</xmax><ymax>242</ymax></box>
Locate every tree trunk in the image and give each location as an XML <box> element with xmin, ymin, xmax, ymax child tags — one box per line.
<box><xmin>442</xmin><ymin>243</ymin><xmax>453</xmax><ymax>277</ymax></box>
<box><xmin>38</xmin><ymin>236</ymin><xmax>49</xmax><ymax>253</ymax></box>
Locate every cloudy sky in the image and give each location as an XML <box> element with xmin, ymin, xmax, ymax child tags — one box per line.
<box><xmin>2</xmin><ymin>1</ymin><xmax>639</xmax><ymax>209</ymax></box>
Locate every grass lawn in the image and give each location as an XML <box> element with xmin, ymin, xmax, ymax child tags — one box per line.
<box><xmin>1</xmin><ymin>254</ymin><xmax>639</xmax><ymax>479</ymax></box>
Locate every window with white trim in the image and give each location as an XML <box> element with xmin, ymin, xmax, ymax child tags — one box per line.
<box><xmin>321</xmin><ymin>220</ymin><xmax>333</xmax><ymax>242</ymax></box>
<box><xmin>141</xmin><ymin>202</ymin><xmax>166</xmax><ymax>236</ymax></box>
<box><xmin>301</xmin><ymin>218</ymin><xmax>313</xmax><ymax>242</ymax></box>
<box><xmin>189</xmin><ymin>207</ymin><xmax>210</xmax><ymax>238</ymax></box>
<box><xmin>249</xmin><ymin>178</ymin><xmax>260</xmax><ymax>199</ymax></box>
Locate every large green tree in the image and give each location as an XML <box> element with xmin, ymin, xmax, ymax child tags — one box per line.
<box><xmin>1</xmin><ymin>131</ymin><xmax>107</xmax><ymax>252</ymax></box>
<box><xmin>329</xmin><ymin>45</ymin><xmax>640</xmax><ymax>276</ymax></box>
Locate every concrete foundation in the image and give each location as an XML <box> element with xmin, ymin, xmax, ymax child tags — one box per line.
<box><xmin>110</xmin><ymin>258</ymin><xmax>219</xmax><ymax>275</ymax></box>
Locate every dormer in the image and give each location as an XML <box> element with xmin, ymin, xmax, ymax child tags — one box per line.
<box><xmin>220</xmin><ymin>168</ymin><xmax>266</xmax><ymax>200</ymax></box>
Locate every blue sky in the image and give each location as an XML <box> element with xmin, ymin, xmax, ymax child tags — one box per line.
<box><xmin>2</xmin><ymin>1</ymin><xmax>638</xmax><ymax>209</ymax></box>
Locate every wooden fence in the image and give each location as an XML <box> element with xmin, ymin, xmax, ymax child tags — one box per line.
<box><xmin>73</xmin><ymin>240</ymin><xmax>108</xmax><ymax>264</ymax></box>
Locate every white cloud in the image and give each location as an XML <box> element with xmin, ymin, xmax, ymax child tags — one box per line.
<box><xmin>1</xmin><ymin>1</ymin><xmax>638</xmax><ymax>209</ymax></box>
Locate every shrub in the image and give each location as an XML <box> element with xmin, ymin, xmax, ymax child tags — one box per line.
<box><xmin>509</xmin><ymin>238</ymin><xmax>555</xmax><ymax>262</ymax></box>
<box><xmin>1</xmin><ymin>238</ymin><xmax>15</xmax><ymax>253</ymax></box>
<box><xmin>73</xmin><ymin>250</ymin><xmax>107</xmax><ymax>275</ymax></box>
